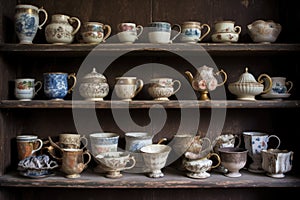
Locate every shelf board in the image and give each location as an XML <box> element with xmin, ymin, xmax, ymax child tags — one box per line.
<box><xmin>0</xmin><ymin>43</ymin><xmax>299</xmax><ymax>56</ymax></box>
<box><xmin>0</xmin><ymin>100</ymin><xmax>299</xmax><ymax>109</ymax></box>
<box><xmin>0</xmin><ymin>167</ymin><xmax>299</xmax><ymax>189</ymax></box>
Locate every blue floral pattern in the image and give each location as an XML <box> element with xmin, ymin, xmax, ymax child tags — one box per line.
<box><xmin>44</xmin><ymin>74</ymin><xmax>68</xmax><ymax>99</ymax></box>
<box><xmin>15</xmin><ymin>13</ymin><xmax>37</xmax><ymax>38</ymax></box>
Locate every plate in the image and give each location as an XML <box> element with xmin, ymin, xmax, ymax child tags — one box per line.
<box><xmin>19</xmin><ymin>170</ymin><xmax>55</xmax><ymax>179</ymax></box>
<box><xmin>261</xmin><ymin>93</ymin><xmax>291</xmax><ymax>99</ymax></box>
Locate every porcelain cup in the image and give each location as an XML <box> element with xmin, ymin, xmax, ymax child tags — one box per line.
<box><xmin>82</xmin><ymin>22</ymin><xmax>111</xmax><ymax>43</ymax></box>
<box><xmin>43</xmin><ymin>72</ymin><xmax>77</xmax><ymax>100</ymax></box>
<box><xmin>60</xmin><ymin>148</ymin><xmax>91</xmax><ymax>178</ymax></box>
<box><xmin>148</xmin><ymin>78</ymin><xmax>181</xmax><ymax>101</ymax></box>
<box><xmin>148</xmin><ymin>22</ymin><xmax>181</xmax><ymax>44</ymax></box>
<box><xmin>243</xmin><ymin>131</ymin><xmax>281</xmax><ymax>173</ymax></box>
<box><xmin>89</xmin><ymin>132</ymin><xmax>119</xmax><ymax>156</ymax></box>
<box><xmin>180</xmin><ymin>21</ymin><xmax>210</xmax><ymax>43</ymax></box>
<box><xmin>117</xmin><ymin>22</ymin><xmax>143</xmax><ymax>43</ymax></box>
<box><xmin>214</xmin><ymin>20</ymin><xmax>241</xmax><ymax>34</ymax></box>
<box><xmin>59</xmin><ymin>133</ymin><xmax>88</xmax><ymax>149</ymax></box>
<box><xmin>16</xmin><ymin>135</ymin><xmax>43</xmax><ymax>160</ymax></box>
<box><xmin>267</xmin><ymin>77</ymin><xmax>293</xmax><ymax>95</ymax></box>
<box><xmin>14</xmin><ymin>78</ymin><xmax>42</xmax><ymax>101</ymax></box>
<box><xmin>114</xmin><ymin>77</ymin><xmax>144</xmax><ymax>101</ymax></box>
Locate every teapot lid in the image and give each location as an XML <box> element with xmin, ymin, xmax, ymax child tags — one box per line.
<box><xmin>235</xmin><ymin>67</ymin><xmax>258</xmax><ymax>83</ymax></box>
<box><xmin>82</xmin><ymin>68</ymin><xmax>107</xmax><ymax>83</ymax></box>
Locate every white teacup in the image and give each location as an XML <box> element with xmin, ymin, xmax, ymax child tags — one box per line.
<box><xmin>114</xmin><ymin>77</ymin><xmax>144</xmax><ymax>101</ymax></box>
<box><xmin>117</xmin><ymin>22</ymin><xmax>143</xmax><ymax>43</ymax></box>
<box><xmin>214</xmin><ymin>20</ymin><xmax>241</xmax><ymax>34</ymax></box>
<box><xmin>269</xmin><ymin>77</ymin><xmax>293</xmax><ymax>94</ymax></box>
<box><xmin>15</xmin><ymin>78</ymin><xmax>42</xmax><ymax>101</ymax></box>
<box><xmin>148</xmin><ymin>22</ymin><xmax>181</xmax><ymax>44</ymax></box>
<box><xmin>148</xmin><ymin>78</ymin><xmax>181</xmax><ymax>101</ymax></box>
<box><xmin>180</xmin><ymin>21</ymin><xmax>210</xmax><ymax>43</ymax></box>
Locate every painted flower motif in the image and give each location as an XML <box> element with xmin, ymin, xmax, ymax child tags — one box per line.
<box><xmin>207</xmin><ymin>78</ymin><xmax>218</xmax><ymax>91</ymax></box>
<box><xmin>198</xmin><ymin>80</ymin><xmax>207</xmax><ymax>90</ymax></box>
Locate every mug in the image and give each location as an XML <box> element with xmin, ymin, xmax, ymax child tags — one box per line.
<box><xmin>16</xmin><ymin>135</ymin><xmax>43</xmax><ymax>160</ymax></box>
<box><xmin>148</xmin><ymin>78</ymin><xmax>181</xmax><ymax>101</ymax></box>
<box><xmin>43</xmin><ymin>72</ymin><xmax>77</xmax><ymax>100</ymax></box>
<box><xmin>82</xmin><ymin>22</ymin><xmax>111</xmax><ymax>44</ymax></box>
<box><xmin>114</xmin><ymin>77</ymin><xmax>144</xmax><ymax>101</ymax></box>
<box><xmin>60</xmin><ymin>148</ymin><xmax>91</xmax><ymax>178</ymax></box>
<box><xmin>148</xmin><ymin>22</ymin><xmax>181</xmax><ymax>44</ymax></box>
<box><xmin>117</xmin><ymin>22</ymin><xmax>143</xmax><ymax>43</ymax></box>
<box><xmin>14</xmin><ymin>78</ymin><xmax>42</xmax><ymax>101</ymax></box>
<box><xmin>214</xmin><ymin>20</ymin><xmax>241</xmax><ymax>34</ymax></box>
<box><xmin>269</xmin><ymin>77</ymin><xmax>293</xmax><ymax>94</ymax></box>
<box><xmin>180</xmin><ymin>21</ymin><xmax>211</xmax><ymax>43</ymax></box>
<box><xmin>59</xmin><ymin>133</ymin><xmax>88</xmax><ymax>149</ymax></box>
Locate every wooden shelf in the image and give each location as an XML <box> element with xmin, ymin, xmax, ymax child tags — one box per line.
<box><xmin>0</xmin><ymin>167</ymin><xmax>299</xmax><ymax>188</ymax></box>
<box><xmin>0</xmin><ymin>100</ymin><xmax>299</xmax><ymax>109</ymax></box>
<box><xmin>0</xmin><ymin>43</ymin><xmax>299</xmax><ymax>56</ymax></box>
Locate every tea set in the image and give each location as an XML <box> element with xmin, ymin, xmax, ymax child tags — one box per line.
<box><xmin>15</xmin><ymin>4</ymin><xmax>282</xmax><ymax>44</ymax></box>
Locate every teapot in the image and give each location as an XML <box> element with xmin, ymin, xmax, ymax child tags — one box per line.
<box><xmin>228</xmin><ymin>67</ymin><xmax>272</xmax><ymax>100</ymax></box>
<box><xmin>185</xmin><ymin>65</ymin><xmax>227</xmax><ymax>100</ymax></box>
<box><xmin>79</xmin><ymin>68</ymin><xmax>109</xmax><ymax>101</ymax></box>
<box><xmin>247</xmin><ymin>20</ymin><xmax>282</xmax><ymax>43</ymax></box>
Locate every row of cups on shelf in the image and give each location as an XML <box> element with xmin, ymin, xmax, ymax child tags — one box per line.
<box><xmin>16</xmin><ymin>131</ymin><xmax>293</xmax><ymax>179</ymax></box>
<box><xmin>15</xmin><ymin>4</ymin><xmax>282</xmax><ymax>44</ymax></box>
<box><xmin>14</xmin><ymin>66</ymin><xmax>293</xmax><ymax>101</ymax></box>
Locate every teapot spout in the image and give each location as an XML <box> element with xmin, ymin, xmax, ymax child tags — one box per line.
<box><xmin>185</xmin><ymin>71</ymin><xmax>194</xmax><ymax>84</ymax></box>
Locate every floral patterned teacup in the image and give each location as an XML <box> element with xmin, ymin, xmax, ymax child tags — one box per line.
<box><xmin>82</xmin><ymin>22</ymin><xmax>111</xmax><ymax>44</ymax></box>
<box><xmin>15</xmin><ymin>78</ymin><xmax>42</xmax><ymax>101</ymax></box>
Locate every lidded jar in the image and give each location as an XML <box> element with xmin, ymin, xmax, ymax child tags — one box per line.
<box><xmin>79</xmin><ymin>68</ymin><xmax>109</xmax><ymax>101</ymax></box>
<box><xmin>228</xmin><ymin>67</ymin><xmax>272</xmax><ymax>100</ymax></box>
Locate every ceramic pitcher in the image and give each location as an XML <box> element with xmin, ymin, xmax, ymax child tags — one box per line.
<box><xmin>15</xmin><ymin>4</ymin><xmax>48</xmax><ymax>44</ymax></box>
<box><xmin>45</xmin><ymin>14</ymin><xmax>81</xmax><ymax>44</ymax></box>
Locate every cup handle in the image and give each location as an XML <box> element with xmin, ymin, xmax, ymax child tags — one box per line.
<box><xmin>267</xmin><ymin>135</ymin><xmax>281</xmax><ymax>149</ymax></box>
<box><xmin>234</xmin><ymin>26</ymin><xmax>242</xmax><ymax>34</ymax></box>
<box><xmin>103</xmin><ymin>25</ymin><xmax>112</xmax><ymax>42</ymax></box>
<box><xmin>170</xmin><ymin>24</ymin><xmax>182</xmax><ymax>42</ymax></box>
<box><xmin>171</xmin><ymin>80</ymin><xmax>181</xmax><ymax>95</ymax></box>
<box><xmin>37</xmin><ymin>7</ymin><xmax>48</xmax><ymax>29</ymax></box>
<box><xmin>134</xmin><ymin>79</ymin><xmax>144</xmax><ymax>96</ymax></box>
<box><xmin>286</xmin><ymin>81</ymin><xmax>293</xmax><ymax>93</ymax></box>
<box><xmin>199</xmin><ymin>24</ymin><xmax>211</xmax><ymax>41</ymax></box>
<box><xmin>207</xmin><ymin>152</ymin><xmax>221</xmax><ymax>168</ymax></box>
<box><xmin>258</xmin><ymin>74</ymin><xmax>272</xmax><ymax>94</ymax></box>
<box><xmin>31</xmin><ymin>139</ymin><xmax>43</xmax><ymax>155</ymax></box>
<box><xmin>136</xmin><ymin>25</ymin><xmax>144</xmax><ymax>38</ymax></box>
<box><xmin>234</xmin><ymin>134</ymin><xmax>242</xmax><ymax>148</ymax></box>
<box><xmin>67</xmin><ymin>73</ymin><xmax>77</xmax><ymax>94</ymax></box>
<box><xmin>80</xmin><ymin>135</ymin><xmax>88</xmax><ymax>149</ymax></box>
<box><xmin>124</xmin><ymin>156</ymin><xmax>136</xmax><ymax>170</ymax></box>
<box><xmin>34</xmin><ymin>81</ymin><xmax>43</xmax><ymax>95</ymax></box>
<box><xmin>215</xmin><ymin>69</ymin><xmax>227</xmax><ymax>86</ymax></box>
<box><xmin>83</xmin><ymin>151</ymin><xmax>92</xmax><ymax>167</ymax></box>
<box><xmin>69</xmin><ymin>17</ymin><xmax>81</xmax><ymax>35</ymax></box>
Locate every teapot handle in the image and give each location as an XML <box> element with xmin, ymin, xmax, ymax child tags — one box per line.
<box><xmin>258</xmin><ymin>74</ymin><xmax>272</xmax><ymax>94</ymax></box>
<box><xmin>215</xmin><ymin>69</ymin><xmax>227</xmax><ymax>87</ymax></box>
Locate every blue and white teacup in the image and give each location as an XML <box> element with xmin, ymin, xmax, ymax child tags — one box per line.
<box><xmin>180</xmin><ymin>21</ymin><xmax>211</xmax><ymax>43</ymax></box>
<box><xmin>148</xmin><ymin>22</ymin><xmax>181</xmax><ymax>44</ymax></box>
<box><xmin>44</xmin><ymin>72</ymin><xmax>77</xmax><ymax>100</ymax></box>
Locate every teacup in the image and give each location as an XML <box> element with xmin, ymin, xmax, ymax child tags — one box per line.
<box><xmin>148</xmin><ymin>22</ymin><xmax>181</xmax><ymax>44</ymax></box>
<box><xmin>125</xmin><ymin>132</ymin><xmax>153</xmax><ymax>153</ymax></box>
<box><xmin>148</xmin><ymin>78</ymin><xmax>181</xmax><ymax>101</ymax></box>
<box><xmin>59</xmin><ymin>133</ymin><xmax>88</xmax><ymax>149</ymax></box>
<box><xmin>243</xmin><ymin>131</ymin><xmax>281</xmax><ymax>173</ymax></box>
<box><xmin>268</xmin><ymin>77</ymin><xmax>293</xmax><ymax>95</ymax></box>
<box><xmin>218</xmin><ymin>147</ymin><xmax>248</xmax><ymax>178</ymax></box>
<box><xmin>140</xmin><ymin>144</ymin><xmax>172</xmax><ymax>178</ymax></box>
<box><xmin>261</xmin><ymin>149</ymin><xmax>293</xmax><ymax>178</ymax></box>
<box><xmin>14</xmin><ymin>78</ymin><xmax>42</xmax><ymax>101</ymax></box>
<box><xmin>184</xmin><ymin>136</ymin><xmax>212</xmax><ymax>160</ymax></box>
<box><xmin>184</xmin><ymin>152</ymin><xmax>221</xmax><ymax>179</ymax></box>
<box><xmin>43</xmin><ymin>72</ymin><xmax>77</xmax><ymax>100</ymax></box>
<box><xmin>81</xmin><ymin>22</ymin><xmax>111</xmax><ymax>44</ymax></box>
<box><xmin>114</xmin><ymin>77</ymin><xmax>144</xmax><ymax>101</ymax></box>
<box><xmin>180</xmin><ymin>21</ymin><xmax>210</xmax><ymax>43</ymax></box>
<box><xmin>16</xmin><ymin>135</ymin><xmax>43</xmax><ymax>161</ymax></box>
<box><xmin>60</xmin><ymin>148</ymin><xmax>91</xmax><ymax>178</ymax></box>
<box><xmin>89</xmin><ymin>132</ymin><xmax>119</xmax><ymax>156</ymax></box>
<box><xmin>117</xmin><ymin>22</ymin><xmax>143</xmax><ymax>43</ymax></box>
<box><xmin>212</xmin><ymin>134</ymin><xmax>241</xmax><ymax>154</ymax></box>
<box><xmin>95</xmin><ymin>151</ymin><xmax>136</xmax><ymax>178</ymax></box>
<box><xmin>213</xmin><ymin>20</ymin><xmax>241</xmax><ymax>34</ymax></box>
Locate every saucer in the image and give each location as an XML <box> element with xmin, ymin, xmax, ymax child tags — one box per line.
<box><xmin>261</xmin><ymin>93</ymin><xmax>291</xmax><ymax>99</ymax></box>
<box><xmin>20</xmin><ymin>170</ymin><xmax>55</xmax><ymax>179</ymax></box>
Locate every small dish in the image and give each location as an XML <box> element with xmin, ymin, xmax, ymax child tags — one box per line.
<box><xmin>20</xmin><ymin>170</ymin><xmax>55</xmax><ymax>179</ymax></box>
<box><xmin>261</xmin><ymin>93</ymin><xmax>291</xmax><ymax>99</ymax></box>
<box><xmin>211</xmin><ymin>32</ymin><xmax>239</xmax><ymax>43</ymax></box>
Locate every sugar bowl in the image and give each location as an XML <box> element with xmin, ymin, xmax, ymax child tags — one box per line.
<box><xmin>79</xmin><ymin>68</ymin><xmax>109</xmax><ymax>101</ymax></box>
